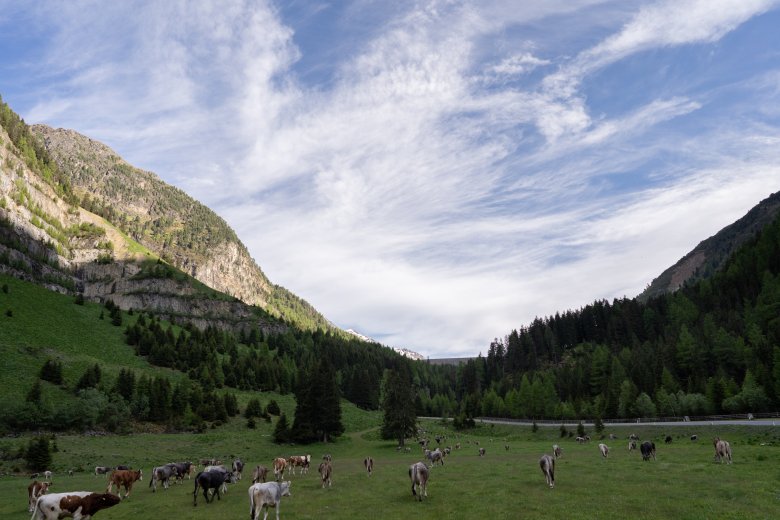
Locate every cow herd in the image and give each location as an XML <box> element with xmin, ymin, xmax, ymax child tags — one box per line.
<box><xmin>24</xmin><ymin>433</ymin><xmax>734</xmax><ymax>518</ymax></box>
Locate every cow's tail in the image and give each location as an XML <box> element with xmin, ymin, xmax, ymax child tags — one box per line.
<box><xmin>249</xmin><ymin>487</ymin><xmax>256</xmax><ymax>520</ymax></box>
<box><xmin>409</xmin><ymin>465</ymin><xmax>417</xmax><ymax>496</ymax></box>
<box><xmin>193</xmin><ymin>475</ymin><xmax>201</xmax><ymax>506</ymax></box>
<box><xmin>30</xmin><ymin>495</ymin><xmax>43</xmax><ymax>520</ymax></box>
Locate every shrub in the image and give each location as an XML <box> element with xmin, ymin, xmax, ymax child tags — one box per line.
<box><xmin>25</xmin><ymin>437</ymin><xmax>52</xmax><ymax>471</ymax></box>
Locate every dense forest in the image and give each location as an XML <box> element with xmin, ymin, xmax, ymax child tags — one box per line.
<box><xmin>421</xmin><ymin>211</ymin><xmax>780</xmax><ymax>421</ymax></box>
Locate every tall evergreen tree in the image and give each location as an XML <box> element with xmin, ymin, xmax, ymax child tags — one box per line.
<box><xmin>380</xmin><ymin>365</ymin><xmax>417</xmax><ymax>446</ymax></box>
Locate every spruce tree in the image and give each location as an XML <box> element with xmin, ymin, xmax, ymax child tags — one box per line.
<box><xmin>380</xmin><ymin>365</ymin><xmax>417</xmax><ymax>446</ymax></box>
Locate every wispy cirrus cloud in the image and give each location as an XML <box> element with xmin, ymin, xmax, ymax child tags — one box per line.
<box><xmin>2</xmin><ymin>0</ymin><xmax>780</xmax><ymax>356</ymax></box>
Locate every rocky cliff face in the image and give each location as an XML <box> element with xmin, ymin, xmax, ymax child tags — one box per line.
<box><xmin>31</xmin><ymin>125</ymin><xmax>273</xmax><ymax>307</ymax></box>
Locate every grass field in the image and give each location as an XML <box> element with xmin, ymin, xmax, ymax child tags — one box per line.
<box><xmin>2</xmin><ymin>419</ymin><xmax>779</xmax><ymax>520</ymax></box>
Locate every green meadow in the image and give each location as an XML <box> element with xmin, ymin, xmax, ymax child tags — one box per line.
<box><xmin>2</xmin><ymin>419</ymin><xmax>779</xmax><ymax>520</ymax></box>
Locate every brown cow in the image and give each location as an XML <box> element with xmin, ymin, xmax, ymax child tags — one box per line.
<box><xmin>252</xmin><ymin>465</ymin><xmax>269</xmax><ymax>484</ymax></box>
<box><xmin>273</xmin><ymin>457</ymin><xmax>287</xmax><ymax>481</ymax></box>
<box><xmin>28</xmin><ymin>481</ymin><xmax>51</xmax><ymax>513</ymax></box>
<box><xmin>318</xmin><ymin>461</ymin><xmax>332</xmax><ymax>488</ymax></box>
<box><xmin>364</xmin><ymin>456</ymin><xmax>374</xmax><ymax>476</ymax></box>
<box><xmin>31</xmin><ymin>491</ymin><xmax>120</xmax><ymax>520</ymax></box>
<box><xmin>714</xmin><ymin>437</ymin><xmax>732</xmax><ymax>464</ymax></box>
<box><xmin>106</xmin><ymin>469</ymin><xmax>142</xmax><ymax>499</ymax></box>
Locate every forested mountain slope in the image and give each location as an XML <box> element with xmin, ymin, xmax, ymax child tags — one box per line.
<box><xmin>439</xmin><ymin>203</ymin><xmax>780</xmax><ymax>422</ymax></box>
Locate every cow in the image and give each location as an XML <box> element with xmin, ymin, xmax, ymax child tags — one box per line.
<box><xmin>232</xmin><ymin>459</ymin><xmax>245</xmax><ymax>481</ymax></box>
<box><xmin>43</xmin><ymin>471</ymin><xmax>52</xmax><ymax>482</ymax></box>
<box><xmin>287</xmin><ymin>455</ymin><xmax>310</xmax><ymax>475</ymax></box>
<box><xmin>248</xmin><ymin>481</ymin><xmax>291</xmax><ymax>520</ymax></box>
<box><xmin>113</xmin><ymin>465</ymin><xmax>130</xmax><ymax>471</ymax></box>
<box><xmin>318</xmin><ymin>461</ymin><xmax>332</xmax><ymax>488</ymax></box>
<box><xmin>455</xmin><ymin>443</ymin><xmax>461</xmax><ymax>450</ymax></box>
<box><xmin>665</xmin><ymin>435</ymin><xmax>673</xmax><ymax>444</ymax></box>
<box><xmin>273</xmin><ymin>458</ymin><xmax>287</xmax><ymax>481</ymax></box>
<box><xmin>167</xmin><ymin>462</ymin><xmax>193</xmax><ymax>484</ymax></box>
<box><xmin>478</xmin><ymin>447</ymin><xmax>486</xmax><ymax>457</ymax></box>
<box><xmin>576</xmin><ymin>436</ymin><xmax>586</xmax><ymax>443</ymax></box>
<box><xmin>444</xmin><ymin>446</ymin><xmax>452</xmax><ymax>455</ymax></box>
<box><xmin>31</xmin><ymin>491</ymin><xmax>120</xmax><ymax>520</ymax></box>
<box><xmin>364</xmin><ymin>457</ymin><xmax>374</xmax><ymax>477</ymax></box>
<box><xmin>539</xmin><ymin>454</ymin><xmax>555</xmax><ymax>488</ymax></box>
<box><xmin>28</xmin><ymin>481</ymin><xmax>51</xmax><ymax>513</ymax></box>
<box><xmin>67</xmin><ymin>470</ymin><xmax>74</xmax><ymax>477</ymax></box>
<box><xmin>203</xmin><ymin>465</ymin><xmax>232</xmax><ymax>495</ymax></box>
<box><xmin>149</xmin><ymin>465</ymin><xmax>178</xmax><ymax>492</ymax></box>
<box><xmin>629</xmin><ymin>440</ymin><xmax>637</xmax><ymax>452</ymax></box>
<box><xmin>598</xmin><ymin>443</ymin><xmax>609</xmax><ymax>458</ymax></box>
<box><xmin>106</xmin><ymin>469</ymin><xmax>142</xmax><ymax>499</ymax></box>
<box><xmin>425</xmin><ymin>448</ymin><xmax>444</xmax><ymax>466</ymax></box>
<box><xmin>713</xmin><ymin>437</ymin><xmax>732</xmax><ymax>464</ymax></box>
<box><xmin>690</xmin><ymin>435</ymin><xmax>698</xmax><ymax>441</ymax></box>
<box><xmin>640</xmin><ymin>441</ymin><xmax>656</xmax><ymax>461</ymax></box>
<box><xmin>409</xmin><ymin>462</ymin><xmax>429</xmax><ymax>501</ymax></box>
<box><xmin>505</xmin><ymin>444</ymin><xmax>510</xmax><ymax>451</ymax></box>
<box><xmin>192</xmin><ymin>469</ymin><xmax>236</xmax><ymax>506</ymax></box>
<box><xmin>608</xmin><ymin>434</ymin><xmax>617</xmax><ymax>440</ymax></box>
<box><xmin>552</xmin><ymin>444</ymin><xmax>562</xmax><ymax>459</ymax></box>
<box><xmin>629</xmin><ymin>433</ymin><xmax>639</xmax><ymax>441</ymax></box>
<box><xmin>322</xmin><ymin>454</ymin><xmax>332</xmax><ymax>462</ymax></box>
<box><xmin>94</xmin><ymin>467</ymin><xmax>111</xmax><ymax>477</ymax></box>
<box><xmin>252</xmin><ymin>465</ymin><xmax>269</xmax><ymax>484</ymax></box>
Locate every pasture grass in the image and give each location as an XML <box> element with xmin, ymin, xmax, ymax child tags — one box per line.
<box><xmin>2</xmin><ymin>420</ymin><xmax>779</xmax><ymax>519</ymax></box>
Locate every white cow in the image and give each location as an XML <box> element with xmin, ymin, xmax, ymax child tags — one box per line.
<box><xmin>599</xmin><ymin>443</ymin><xmax>609</xmax><ymax>458</ymax></box>
<box><xmin>249</xmin><ymin>481</ymin><xmax>292</xmax><ymax>520</ymax></box>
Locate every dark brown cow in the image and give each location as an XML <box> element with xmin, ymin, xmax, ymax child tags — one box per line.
<box><xmin>106</xmin><ymin>469</ymin><xmax>142</xmax><ymax>499</ymax></box>
<box><xmin>28</xmin><ymin>481</ymin><xmax>51</xmax><ymax>513</ymax></box>
<box><xmin>31</xmin><ymin>491</ymin><xmax>120</xmax><ymax>520</ymax></box>
<box><xmin>364</xmin><ymin>456</ymin><xmax>374</xmax><ymax>477</ymax></box>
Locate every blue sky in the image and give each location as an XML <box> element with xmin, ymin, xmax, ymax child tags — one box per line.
<box><xmin>1</xmin><ymin>1</ymin><xmax>779</xmax><ymax>358</ymax></box>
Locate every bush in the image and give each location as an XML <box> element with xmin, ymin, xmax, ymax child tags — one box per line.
<box><xmin>266</xmin><ymin>399</ymin><xmax>281</xmax><ymax>416</ymax></box>
<box><xmin>577</xmin><ymin>421</ymin><xmax>586</xmax><ymax>437</ymax></box>
<box><xmin>25</xmin><ymin>437</ymin><xmax>52</xmax><ymax>471</ymax></box>
<box><xmin>560</xmin><ymin>424</ymin><xmax>568</xmax><ymax>438</ymax></box>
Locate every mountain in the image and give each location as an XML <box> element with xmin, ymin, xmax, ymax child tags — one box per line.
<box><xmin>638</xmin><ymin>190</ymin><xmax>780</xmax><ymax>301</ymax></box>
<box><xmin>3</xmin><ymin>120</ymin><xmax>332</xmax><ymax>334</ymax></box>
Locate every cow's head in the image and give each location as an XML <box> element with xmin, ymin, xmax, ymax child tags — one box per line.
<box><xmin>281</xmin><ymin>481</ymin><xmax>292</xmax><ymax>497</ymax></box>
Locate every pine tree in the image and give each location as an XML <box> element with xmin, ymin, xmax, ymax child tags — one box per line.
<box><xmin>273</xmin><ymin>412</ymin><xmax>290</xmax><ymax>443</ymax></box>
<box><xmin>25</xmin><ymin>437</ymin><xmax>52</xmax><ymax>471</ymax></box>
<box><xmin>380</xmin><ymin>365</ymin><xmax>417</xmax><ymax>446</ymax></box>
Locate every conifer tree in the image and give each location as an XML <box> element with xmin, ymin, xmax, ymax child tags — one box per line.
<box><xmin>380</xmin><ymin>364</ymin><xmax>417</xmax><ymax>446</ymax></box>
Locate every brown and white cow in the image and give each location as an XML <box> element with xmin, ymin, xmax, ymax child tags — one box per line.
<box><xmin>552</xmin><ymin>444</ymin><xmax>562</xmax><ymax>459</ymax></box>
<box><xmin>629</xmin><ymin>440</ymin><xmax>637</xmax><ymax>452</ymax></box>
<box><xmin>31</xmin><ymin>491</ymin><xmax>120</xmax><ymax>520</ymax></box>
<box><xmin>364</xmin><ymin>456</ymin><xmax>374</xmax><ymax>477</ymax></box>
<box><xmin>106</xmin><ymin>469</ymin><xmax>142</xmax><ymax>499</ymax></box>
<box><xmin>539</xmin><ymin>455</ymin><xmax>555</xmax><ymax>488</ymax></box>
<box><xmin>318</xmin><ymin>461</ymin><xmax>332</xmax><ymax>488</ymax></box>
<box><xmin>478</xmin><ymin>447</ymin><xmax>486</xmax><ymax>457</ymax></box>
<box><xmin>713</xmin><ymin>437</ymin><xmax>732</xmax><ymax>464</ymax></box>
<box><xmin>272</xmin><ymin>458</ymin><xmax>287</xmax><ymax>481</ymax></box>
<box><xmin>287</xmin><ymin>455</ymin><xmax>310</xmax><ymax>475</ymax></box>
<box><xmin>28</xmin><ymin>481</ymin><xmax>51</xmax><ymax>513</ymax></box>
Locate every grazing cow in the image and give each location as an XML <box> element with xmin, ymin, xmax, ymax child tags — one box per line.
<box><xmin>252</xmin><ymin>465</ymin><xmax>269</xmax><ymax>484</ymax></box>
<box><xmin>584</xmin><ymin>435</ymin><xmax>591</xmax><ymax>442</ymax></box>
<box><xmin>232</xmin><ymin>459</ymin><xmax>245</xmax><ymax>481</ymax></box>
<box><xmin>31</xmin><ymin>491</ymin><xmax>120</xmax><ymax>520</ymax></box>
<box><xmin>67</xmin><ymin>470</ymin><xmax>74</xmax><ymax>477</ymax></box>
<box><xmin>318</xmin><ymin>461</ymin><xmax>332</xmax><ymax>488</ymax></box>
<box><xmin>94</xmin><ymin>467</ymin><xmax>111</xmax><ymax>477</ymax></box>
<box><xmin>690</xmin><ymin>435</ymin><xmax>698</xmax><ymax>441</ymax></box>
<box><xmin>28</xmin><ymin>481</ymin><xmax>51</xmax><ymax>513</ymax></box>
<box><xmin>713</xmin><ymin>437</ymin><xmax>732</xmax><ymax>464</ymax></box>
<box><xmin>409</xmin><ymin>462</ymin><xmax>429</xmax><ymax>501</ymax></box>
<box><xmin>43</xmin><ymin>471</ymin><xmax>52</xmax><ymax>482</ymax></box>
<box><xmin>576</xmin><ymin>436</ymin><xmax>586</xmax><ymax>444</ymax></box>
<box><xmin>665</xmin><ymin>436</ymin><xmax>673</xmax><ymax>444</ymax></box>
<box><xmin>192</xmin><ymin>469</ymin><xmax>236</xmax><ymax>506</ymax></box>
<box><xmin>455</xmin><ymin>443</ymin><xmax>461</xmax><ymax>450</ymax></box>
<box><xmin>629</xmin><ymin>440</ymin><xmax>637</xmax><ymax>452</ymax></box>
<box><xmin>552</xmin><ymin>445</ymin><xmax>562</xmax><ymax>459</ymax></box>
<box><xmin>444</xmin><ymin>447</ymin><xmax>451</xmax><ymax>455</ymax></box>
<box><xmin>273</xmin><ymin>458</ymin><xmax>287</xmax><ymax>481</ymax></box>
<box><xmin>249</xmin><ymin>481</ymin><xmax>291</xmax><ymax>520</ymax></box>
<box><xmin>598</xmin><ymin>443</ymin><xmax>609</xmax><ymax>458</ymax></box>
<box><xmin>149</xmin><ymin>465</ymin><xmax>178</xmax><ymax>492</ymax></box>
<box><xmin>364</xmin><ymin>457</ymin><xmax>374</xmax><ymax>476</ymax></box>
<box><xmin>425</xmin><ymin>448</ymin><xmax>444</xmax><ymax>466</ymax></box>
<box><xmin>640</xmin><ymin>441</ymin><xmax>656</xmax><ymax>461</ymax></box>
<box><xmin>106</xmin><ymin>469</ymin><xmax>142</xmax><ymax>500</ymax></box>
<box><xmin>505</xmin><ymin>444</ymin><xmax>510</xmax><ymax>451</ymax></box>
<box><xmin>609</xmin><ymin>434</ymin><xmax>617</xmax><ymax>440</ymax></box>
<box><xmin>539</xmin><ymin>455</ymin><xmax>555</xmax><ymax>488</ymax></box>
<box><xmin>478</xmin><ymin>447</ymin><xmax>486</xmax><ymax>457</ymax></box>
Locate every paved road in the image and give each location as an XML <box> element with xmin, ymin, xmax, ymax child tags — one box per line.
<box><xmin>475</xmin><ymin>418</ymin><xmax>779</xmax><ymax>427</ymax></box>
